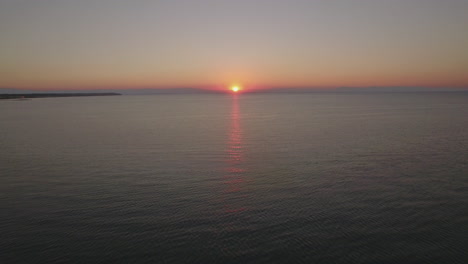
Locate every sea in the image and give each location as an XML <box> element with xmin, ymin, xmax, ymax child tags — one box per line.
<box><xmin>1</xmin><ymin>92</ymin><xmax>467</xmax><ymax>263</ymax></box>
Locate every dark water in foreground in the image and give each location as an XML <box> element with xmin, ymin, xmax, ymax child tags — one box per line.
<box><xmin>1</xmin><ymin>93</ymin><xmax>467</xmax><ymax>263</ymax></box>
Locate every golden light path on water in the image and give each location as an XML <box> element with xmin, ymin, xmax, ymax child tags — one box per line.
<box><xmin>222</xmin><ymin>94</ymin><xmax>247</xmax><ymax>214</ymax></box>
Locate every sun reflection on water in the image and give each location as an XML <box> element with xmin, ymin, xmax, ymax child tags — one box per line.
<box><xmin>223</xmin><ymin>95</ymin><xmax>247</xmax><ymax>213</ymax></box>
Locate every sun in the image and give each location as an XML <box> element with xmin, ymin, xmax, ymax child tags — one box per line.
<box><xmin>230</xmin><ymin>85</ymin><xmax>241</xmax><ymax>93</ymax></box>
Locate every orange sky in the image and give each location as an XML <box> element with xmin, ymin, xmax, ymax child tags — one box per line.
<box><xmin>1</xmin><ymin>0</ymin><xmax>467</xmax><ymax>91</ymax></box>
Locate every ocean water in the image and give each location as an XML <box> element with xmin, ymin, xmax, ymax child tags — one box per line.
<box><xmin>1</xmin><ymin>93</ymin><xmax>467</xmax><ymax>263</ymax></box>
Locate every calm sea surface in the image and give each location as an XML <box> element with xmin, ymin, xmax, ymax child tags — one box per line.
<box><xmin>1</xmin><ymin>93</ymin><xmax>467</xmax><ymax>263</ymax></box>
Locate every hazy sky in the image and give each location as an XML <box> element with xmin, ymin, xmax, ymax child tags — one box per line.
<box><xmin>1</xmin><ymin>0</ymin><xmax>467</xmax><ymax>90</ymax></box>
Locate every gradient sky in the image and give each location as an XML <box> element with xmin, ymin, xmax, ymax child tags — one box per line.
<box><xmin>1</xmin><ymin>0</ymin><xmax>467</xmax><ymax>90</ymax></box>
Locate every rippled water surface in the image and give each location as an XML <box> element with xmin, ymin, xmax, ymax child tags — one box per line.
<box><xmin>1</xmin><ymin>93</ymin><xmax>468</xmax><ymax>263</ymax></box>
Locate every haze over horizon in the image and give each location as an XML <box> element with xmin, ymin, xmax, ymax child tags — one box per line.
<box><xmin>1</xmin><ymin>0</ymin><xmax>467</xmax><ymax>91</ymax></box>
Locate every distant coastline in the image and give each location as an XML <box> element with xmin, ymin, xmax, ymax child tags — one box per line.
<box><xmin>1</xmin><ymin>87</ymin><xmax>468</xmax><ymax>97</ymax></box>
<box><xmin>0</xmin><ymin>93</ymin><xmax>121</xmax><ymax>100</ymax></box>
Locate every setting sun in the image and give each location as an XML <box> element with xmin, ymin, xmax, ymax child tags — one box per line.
<box><xmin>231</xmin><ymin>85</ymin><xmax>241</xmax><ymax>93</ymax></box>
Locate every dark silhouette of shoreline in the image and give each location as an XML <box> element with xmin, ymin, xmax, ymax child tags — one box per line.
<box><xmin>0</xmin><ymin>93</ymin><xmax>121</xmax><ymax>99</ymax></box>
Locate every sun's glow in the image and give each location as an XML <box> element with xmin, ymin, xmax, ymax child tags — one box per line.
<box><xmin>231</xmin><ymin>85</ymin><xmax>241</xmax><ymax>92</ymax></box>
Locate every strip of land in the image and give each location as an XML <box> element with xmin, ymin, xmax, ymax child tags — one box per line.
<box><xmin>0</xmin><ymin>93</ymin><xmax>121</xmax><ymax>99</ymax></box>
